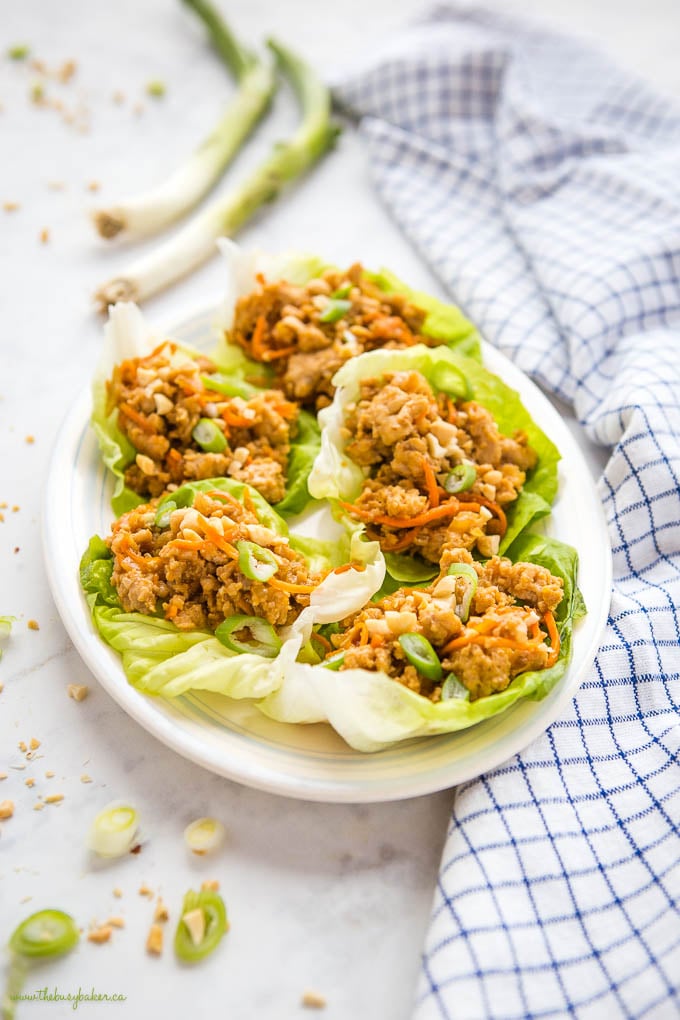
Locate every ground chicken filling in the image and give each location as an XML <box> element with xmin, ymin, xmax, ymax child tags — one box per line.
<box><xmin>328</xmin><ymin>550</ymin><xmax>564</xmax><ymax>700</ymax></box>
<box><xmin>107</xmin><ymin>342</ymin><xmax>298</xmax><ymax>504</ymax></box>
<box><xmin>109</xmin><ymin>491</ymin><xmax>320</xmax><ymax>632</ymax></box>
<box><xmin>341</xmin><ymin>370</ymin><xmax>537</xmax><ymax>563</ymax></box>
<box><xmin>230</xmin><ymin>264</ymin><xmax>440</xmax><ymax>410</ymax></box>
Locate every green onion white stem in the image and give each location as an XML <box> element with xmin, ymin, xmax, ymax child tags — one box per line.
<box><xmin>91</xmin><ymin>0</ymin><xmax>275</xmax><ymax>242</ymax></box>
<box><xmin>94</xmin><ymin>39</ymin><xmax>338</xmax><ymax>311</ymax></box>
<box><xmin>87</xmin><ymin>801</ymin><xmax>140</xmax><ymax>857</ymax></box>
<box><xmin>183</xmin><ymin>816</ymin><xmax>225</xmax><ymax>855</ymax></box>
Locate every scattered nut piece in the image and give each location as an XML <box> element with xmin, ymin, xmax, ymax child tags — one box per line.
<box><xmin>0</xmin><ymin>681</ymin><xmax>4</xmax><ymax>693</ymax></box>
<box><xmin>301</xmin><ymin>991</ymin><xmax>327</xmax><ymax>1010</ymax></box>
<box><xmin>67</xmin><ymin>683</ymin><xmax>89</xmax><ymax>701</ymax></box>
<box><xmin>0</xmin><ymin>773</ymin><xmax>7</xmax><ymax>781</ymax></box>
<box><xmin>45</xmin><ymin>793</ymin><xmax>64</xmax><ymax>804</ymax></box>
<box><xmin>27</xmin><ymin>620</ymin><xmax>39</xmax><ymax>631</ymax></box>
<box><xmin>45</xmin><ymin>771</ymin><xmax>55</xmax><ymax>778</ymax></box>
<box><xmin>25</xmin><ymin>778</ymin><xmax>35</xmax><ymax>788</ymax></box>
<box><xmin>48</xmin><ymin>180</ymin><xmax>65</xmax><ymax>191</ymax></box>
<box><xmin>87</xmin><ymin>925</ymin><xmax>112</xmax><ymax>945</ymax></box>
<box><xmin>200</xmin><ymin>880</ymin><xmax>220</xmax><ymax>892</ymax></box>
<box><xmin>18</xmin><ymin>741</ymin><xmax>27</xmax><ymax>752</ymax></box>
<box><xmin>107</xmin><ymin>916</ymin><xmax>125</xmax><ymax>929</ymax></box>
<box><xmin>33</xmin><ymin>802</ymin><xmax>44</xmax><ymax>811</ymax></box>
<box><xmin>154</xmin><ymin>899</ymin><xmax>169</xmax><ymax>923</ymax></box>
<box><xmin>80</xmin><ymin>773</ymin><xmax>93</xmax><ymax>784</ymax></box>
<box><xmin>138</xmin><ymin>884</ymin><xmax>154</xmax><ymax>899</ymax></box>
<box><xmin>0</xmin><ymin>799</ymin><xmax>15</xmax><ymax>819</ymax></box>
<box><xmin>11</xmin><ymin>506</ymin><xmax>19</xmax><ymax>513</ymax></box>
<box><xmin>58</xmin><ymin>59</ymin><xmax>77</xmax><ymax>83</ymax></box>
<box><xmin>86</xmin><ymin>181</ymin><xmax>100</xmax><ymax>192</ymax></box>
<box><xmin>39</xmin><ymin>228</ymin><xmax>50</xmax><ymax>244</ymax></box>
<box><xmin>3</xmin><ymin>201</ymin><xmax>20</xmax><ymax>212</ymax></box>
<box><xmin>113</xmin><ymin>887</ymin><xmax>123</xmax><ymax>899</ymax></box>
<box><xmin>146</xmin><ymin>923</ymin><xmax>163</xmax><ymax>956</ymax></box>
<box><xmin>25</xmin><ymin>435</ymin><xmax>35</xmax><ymax>444</ymax></box>
<box><xmin>112</xmin><ymin>90</ymin><xmax>125</xmax><ymax>105</ymax></box>
<box><xmin>29</xmin><ymin>737</ymin><xmax>40</xmax><ymax>750</ymax></box>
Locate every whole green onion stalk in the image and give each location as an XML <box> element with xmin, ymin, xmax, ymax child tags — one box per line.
<box><xmin>91</xmin><ymin>0</ymin><xmax>276</xmax><ymax>242</ymax></box>
<box><xmin>94</xmin><ymin>39</ymin><xmax>339</xmax><ymax>311</ymax></box>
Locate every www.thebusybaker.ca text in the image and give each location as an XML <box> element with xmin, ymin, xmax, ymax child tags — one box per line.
<box><xmin>10</xmin><ymin>986</ymin><xmax>127</xmax><ymax>1010</ymax></box>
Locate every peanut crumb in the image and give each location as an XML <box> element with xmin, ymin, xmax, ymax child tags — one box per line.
<box><xmin>0</xmin><ymin>799</ymin><xmax>15</xmax><ymax>819</ymax></box>
<box><xmin>112</xmin><ymin>90</ymin><xmax>125</xmax><ymax>104</ymax></box>
<box><xmin>45</xmin><ymin>793</ymin><xmax>64</xmax><ymax>804</ymax></box>
<box><xmin>154</xmin><ymin>899</ymin><xmax>169</xmax><ymax>923</ymax></box>
<box><xmin>87</xmin><ymin>925</ymin><xmax>112</xmax><ymax>945</ymax></box>
<box><xmin>86</xmin><ymin>181</ymin><xmax>100</xmax><ymax>192</ymax></box>
<box><xmin>34</xmin><ymin>802</ymin><xmax>45</xmax><ymax>811</ymax></box>
<box><xmin>80</xmin><ymin>774</ymin><xmax>92</xmax><ymax>784</ymax></box>
<box><xmin>67</xmin><ymin>683</ymin><xmax>90</xmax><ymax>701</ymax></box>
<box><xmin>0</xmin><ymin>502</ymin><xmax>6</xmax><ymax>509</ymax></box>
<box><xmin>25</xmin><ymin>435</ymin><xmax>35</xmax><ymax>444</ymax></box>
<box><xmin>27</xmin><ymin>620</ymin><xmax>39</xmax><ymax>631</ymax></box>
<box><xmin>301</xmin><ymin>991</ymin><xmax>327</xmax><ymax>1010</ymax></box>
<box><xmin>146</xmin><ymin>923</ymin><xmax>163</xmax><ymax>956</ymax></box>
<box><xmin>39</xmin><ymin>228</ymin><xmax>50</xmax><ymax>244</ymax></box>
<box><xmin>45</xmin><ymin>771</ymin><xmax>55</xmax><ymax>778</ymax></box>
<box><xmin>18</xmin><ymin>741</ymin><xmax>27</xmax><ymax>752</ymax></box>
<box><xmin>25</xmin><ymin>778</ymin><xmax>35</xmax><ymax>788</ymax></box>
<box><xmin>48</xmin><ymin>180</ymin><xmax>65</xmax><ymax>191</ymax></box>
<box><xmin>12</xmin><ymin>505</ymin><xmax>19</xmax><ymax>513</ymax></box>
<box><xmin>29</xmin><ymin>737</ymin><xmax>40</xmax><ymax>750</ymax></box>
<box><xmin>200</xmin><ymin>879</ymin><xmax>220</xmax><ymax>892</ymax></box>
<box><xmin>113</xmin><ymin>887</ymin><xmax>123</xmax><ymax>899</ymax></box>
<box><xmin>0</xmin><ymin>512</ymin><xmax>5</xmax><ymax>522</ymax></box>
<box><xmin>107</xmin><ymin>916</ymin><xmax>125</xmax><ymax>929</ymax></box>
<box><xmin>0</xmin><ymin>682</ymin><xmax>3</xmax><ymax>693</ymax></box>
<box><xmin>138</xmin><ymin>884</ymin><xmax>154</xmax><ymax>898</ymax></box>
<box><xmin>58</xmin><ymin>59</ymin><xmax>77</xmax><ymax>83</ymax></box>
<box><xmin>3</xmin><ymin>201</ymin><xmax>20</xmax><ymax>212</ymax></box>
<box><xmin>132</xmin><ymin>101</ymin><xmax>144</xmax><ymax>116</ymax></box>
<box><xmin>0</xmin><ymin>773</ymin><xmax>7</xmax><ymax>781</ymax></box>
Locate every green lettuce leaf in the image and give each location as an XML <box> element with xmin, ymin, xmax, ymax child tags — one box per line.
<box><xmin>258</xmin><ymin>534</ymin><xmax>584</xmax><ymax>751</ymax></box>
<box><xmin>308</xmin><ymin>344</ymin><xmax>560</xmax><ymax>576</ymax></box>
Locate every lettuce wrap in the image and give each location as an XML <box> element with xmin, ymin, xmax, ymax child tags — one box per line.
<box><xmin>80</xmin><ymin>478</ymin><xmax>385</xmax><ymax>700</ymax></box>
<box><xmin>92</xmin><ymin>303</ymin><xmax>320</xmax><ymax>518</ymax></box>
<box><xmin>308</xmin><ymin>344</ymin><xmax>561</xmax><ymax>582</ymax></box>
<box><xmin>257</xmin><ymin>534</ymin><xmax>584</xmax><ymax>752</ymax></box>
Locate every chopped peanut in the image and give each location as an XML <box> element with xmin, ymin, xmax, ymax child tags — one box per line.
<box><xmin>301</xmin><ymin>991</ymin><xmax>327</xmax><ymax>1010</ymax></box>
<box><xmin>33</xmin><ymin>802</ymin><xmax>44</xmax><ymax>811</ymax></box>
<box><xmin>67</xmin><ymin>683</ymin><xmax>90</xmax><ymax>701</ymax></box>
<box><xmin>27</xmin><ymin>620</ymin><xmax>39</xmax><ymax>631</ymax></box>
<box><xmin>107</xmin><ymin>916</ymin><xmax>125</xmax><ymax>929</ymax></box>
<box><xmin>45</xmin><ymin>771</ymin><xmax>55</xmax><ymax>778</ymax></box>
<box><xmin>138</xmin><ymin>884</ymin><xmax>154</xmax><ymax>898</ymax></box>
<box><xmin>146</xmin><ymin>924</ymin><xmax>163</xmax><ymax>956</ymax></box>
<box><xmin>0</xmin><ymin>800</ymin><xmax>15</xmax><ymax>819</ymax></box>
<box><xmin>0</xmin><ymin>773</ymin><xmax>7</xmax><ymax>781</ymax></box>
<box><xmin>154</xmin><ymin>899</ymin><xmax>169</xmax><ymax>923</ymax></box>
<box><xmin>87</xmin><ymin>925</ymin><xmax>112</xmax><ymax>945</ymax></box>
<box><xmin>45</xmin><ymin>793</ymin><xmax>64</xmax><ymax>804</ymax></box>
<box><xmin>29</xmin><ymin>737</ymin><xmax>40</xmax><ymax>750</ymax></box>
<box><xmin>39</xmin><ymin>228</ymin><xmax>50</xmax><ymax>244</ymax></box>
<box><xmin>200</xmin><ymin>879</ymin><xmax>220</xmax><ymax>892</ymax></box>
<box><xmin>80</xmin><ymin>774</ymin><xmax>92</xmax><ymax>784</ymax></box>
<box><xmin>24</xmin><ymin>778</ymin><xmax>35</xmax><ymax>788</ymax></box>
<box><xmin>113</xmin><ymin>887</ymin><xmax>123</xmax><ymax>899</ymax></box>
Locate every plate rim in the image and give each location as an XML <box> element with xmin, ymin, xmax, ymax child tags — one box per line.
<box><xmin>42</xmin><ymin>300</ymin><xmax>612</xmax><ymax>803</ymax></box>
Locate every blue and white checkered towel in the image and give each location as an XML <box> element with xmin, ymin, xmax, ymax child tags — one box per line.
<box><xmin>334</xmin><ymin>7</ymin><xmax>680</xmax><ymax>1017</ymax></box>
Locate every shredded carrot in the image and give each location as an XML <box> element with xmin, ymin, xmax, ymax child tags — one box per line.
<box><xmin>370</xmin><ymin>632</ymin><xmax>384</xmax><ymax>648</ymax></box>
<box><xmin>250</xmin><ymin>315</ymin><xmax>268</xmax><ymax>361</ymax></box>
<box><xmin>119</xmin><ymin>402</ymin><xmax>155</xmax><ymax>433</ymax></box>
<box><xmin>261</xmin><ymin>345</ymin><xmax>296</xmax><ymax>363</ymax></box>
<box><xmin>341</xmin><ymin>499</ymin><xmax>481</xmax><ymax>530</ymax></box>
<box><xmin>242</xmin><ymin>488</ymin><xmax>255</xmax><ymax>515</ymax></box>
<box><xmin>543</xmin><ymin>611</ymin><xmax>561</xmax><ymax>666</ymax></box>
<box><xmin>310</xmin><ymin>631</ymin><xmax>332</xmax><ymax>653</ymax></box>
<box><xmin>422</xmin><ymin>459</ymin><xmax>440</xmax><ymax>508</ymax></box>
<box><xmin>149</xmin><ymin>340</ymin><xmax>176</xmax><ymax>359</ymax></box>
<box><xmin>198</xmin><ymin>521</ymin><xmax>238</xmax><ymax>559</ymax></box>
<box><xmin>388</xmin><ymin>527</ymin><xmax>421</xmax><ymax>552</ymax></box>
<box><xmin>268</xmin><ymin>576</ymin><xmax>318</xmax><ymax>595</ymax></box>
<box><xmin>206</xmin><ymin>490</ymin><xmax>243</xmax><ymax>514</ymax></box>
<box><xmin>167</xmin><ymin>448</ymin><xmax>183</xmax><ymax>467</ymax></box>
<box><xmin>332</xmin><ymin>561</ymin><xmax>366</xmax><ymax>575</ymax></box>
<box><xmin>222</xmin><ymin>406</ymin><xmax>252</xmax><ymax>428</ymax></box>
<box><xmin>165</xmin><ymin>603</ymin><xmax>179</xmax><ymax>620</ymax></box>
<box><xmin>119</xmin><ymin>537</ymin><xmax>148</xmax><ymax>566</ymax></box>
<box><xmin>446</xmin><ymin>397</ymin><xmax>457</xmax><ymax>424</ymax></box>
<box><xmin>461</xmin><ymin>494</ymin><xmax>507</xmax><ymax>535</ymax></box>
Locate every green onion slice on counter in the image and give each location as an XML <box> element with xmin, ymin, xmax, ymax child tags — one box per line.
<box><xmin>215</xmin><ymin>615</ymin><xmax>282</xmax><ymax>658</ymax></box>
<box><xmin>443</xmin><ymin>462</ymin><xmax>477</xmax><ymax>494</ymax></box>
<box><xmin>319</xmin><ymin>298</ymin><xmax>351</xmax><ymax>323</ymax></box>
<box><xmin>87</xmin><ymin>802</ymin><xmax>140</xmax><ymax>858</ymax></box>
<box><xmin>398</xmin><ymin>633</ymin><xmax>443</xmax><ymax>683</ymax></box>
<box><xmin>192</xmin><ymin>418</ymin><xmax>228</xmax><ymax>453</ymax></box>
<box><xmin>236</xmin><ymin>541</ymin><xmax>277</xmax><ymax>582</ymax></box>
<box><xmin>9</xmin><ymin>910</ymin><xmax>79</xmax><ymax>958</ymax></box>
<box><xmin>447</xmin><ymin>562</ymin><xmax>479</xmax><ymax>623</ymax></box>
<box><xmin>174</xmin><ymin>889</ymin><xmax>229</xmax><ymax>963</ymax></box>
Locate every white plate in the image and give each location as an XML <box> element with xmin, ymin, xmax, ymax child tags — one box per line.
<box><xmin>43</xmin><ymin>306</ymin><xmax>612</xmax><ymax>803</ymax></box>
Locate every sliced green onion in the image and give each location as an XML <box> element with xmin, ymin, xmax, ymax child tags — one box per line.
<box><xmin>0</xmin><ymin>615</ymin><xmax>15</xmax><ymax>661</ymax></box>
<box><xmin>146</xmin><ymin>79</ymin><xmax>166</xmax><ymax>98</ymax></box>
<box><xmin>447</xmin><ymin>562</ymin><xmax>478</xmax><ymax>622</ymax></box>
<box><xmin>444</xmin><ymin>462</ymin><xmax>477</xmax><ymax>494</ymax></box>
<box><xmin>184</xmin><ymin>817</ymin><xmax>225</xmax><ymax>856</ymax></box>
<box><xmin>322</xmin><ymin>650</ymin><xmax>345</xmax><ymax>671</ymax></box>
<box><xmin>215</xmin><ymin>615</ymin><xmax>282</xmax><ymax>658</ymax></box>
<box><xmin>174</xmin><ymin>888</ymin><xmax>228</xmax><ymax>963</ymax></box>
<box><xmin>8</xmin><ymin>44</ymin><xmax>30</xmax><ymax>61</ymax></box>
<box><xmin>192</xmin><ymin>418</ymin><xmax>227</xmax><ymax>453</ymax></box>
<box><xmin>398</xmin><ymin>633</ymin><xmax>443</xmax><ymax>683</ymax></box>
<box><xmin>319</xmin><ymin>298</ymin><xmax>351</xmax><ymax>323</ymax></box>
<box><xmin>201</xmin><ymin>373</ymin><xmax>258</xmax><ymax>400</ymax></box>
<box><xmin>430</xmin><ymin>362</ymin><xmax>472</xmax><ymax>401</ymax></box>
<box><xmin>440</xmin><ymin>674</ymin><xmax>470</xmax><ymax>701</ymax></box>
<box><xmin>9</xmin><ymin>909</ymin><xmax>79</xmax><ymax>958</ymax></box>
<box><xmin>87</xmin><ymin>801</ymin><xmax>140</xmax><ymax>858</ymax></box>
<box><xmin>91</xmin><ymin>0</ymin><xmax>275</xmax><ymax>242</ymax></box>
<box><xmin>330</xmin><ymin>284</ymin><xmax>351</xmax><ymax>299</ymax></box>
<box><xmin>155</xmin><ymin>500</ymin><xmax>177</xmax><ymax>530</ymax></box>
<box><xmin>236</xmin><ymin>540</ymin><xmax>277</xmax><ymax>582</ymax></box>
<box><xmin>94</xmin><ymin>40</ymin><xmax>337</xmax><ymax>310</ymax></box>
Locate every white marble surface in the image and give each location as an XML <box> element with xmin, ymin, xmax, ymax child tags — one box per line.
<box><xmin>0</xmin><ymin>2</ymin><xmax>677</xmax><ymax>1018</ymax></box>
